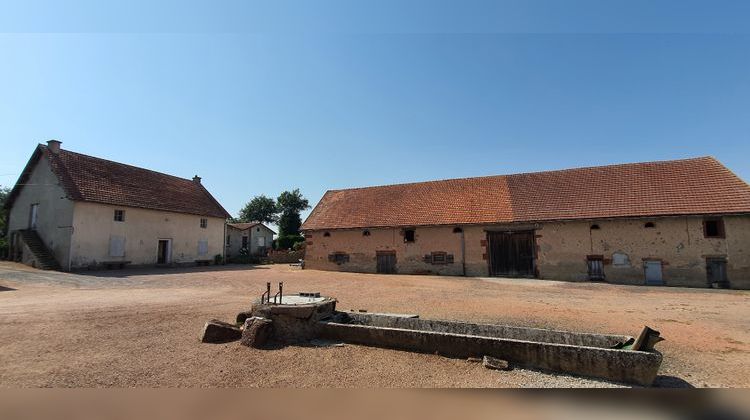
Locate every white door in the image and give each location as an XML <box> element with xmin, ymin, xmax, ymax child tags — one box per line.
<box><xmin>29</xmin><ymin>204</ymin><xmax>38</xmax><ymax>230</ymax></box>
<box><xmin>644</xmin><ymin>261</ymin><xmax>663</xmax><ymax>285</ymax></box>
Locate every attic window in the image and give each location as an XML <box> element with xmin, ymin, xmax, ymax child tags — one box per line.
<box><xmin>703</xmin><ymin>218</ymin><xmax>725</xmax><ymax>238</ymax></box>
<box><xmin>363</xmin><ymin>230</ymin><xmax>371</xmax><ymax>236</ymax></box>
<box><xmin>323</xmin><ymin>231</ymin><xmax>331</xmax><ymax>237</ymax></box>
<box><xmin>114</xmin><ymin>209</ymin><xmax>125</xmax><ymax>222</ymax></box>
<box><xmin>590</xmin><ymin>224</ymin><xmax>601</xmax><ymax>230</ymax></box>
<box><xmin>644</xmin><ymin>222</ymin><xmax>655</xmax><ymax>228</ymax></box>
<box><xmin>453</xmin><ymin>227</ymin><xmax>463</xmax><ymax>233</ymax></box>
<box><xmin>200</xmin><ymin>218</ymin><xmax>208</xmax><ymax>228</ymax></box>
<box><xmin>404</xmin><ymin>229</ymin><xmax>415</xmax><ymax>243</ymax></box>
<box><xmin>257</xmin><ymin>227</ymin><xmax>260</xmax><ymax>232</ymax></box>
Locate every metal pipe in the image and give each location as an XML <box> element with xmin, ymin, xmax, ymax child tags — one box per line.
<box><xmin>261</xmin><ymin>281</ymin><xmax>271</xmax><ymax>304</ymax></box>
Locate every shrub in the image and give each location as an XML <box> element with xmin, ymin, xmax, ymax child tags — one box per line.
<box><xmin>275</xmin><ymin>234</ymin><xmax>304</xmax><ymax>250</ymax></box>
<box><xmin>214</xmin><ymin>254</ymin><xmax>223</xmax><ymax>265</ymax></box>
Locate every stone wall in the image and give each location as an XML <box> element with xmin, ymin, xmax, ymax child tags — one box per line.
<box><xmin>304</xmin><ymin>214</ymin><xmax>750</xmax><ymax>289</ymax></box>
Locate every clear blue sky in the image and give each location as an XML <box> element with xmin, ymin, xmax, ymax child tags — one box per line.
<box><xmin>1</xmin><ymin>1</ymin><xmax>749</xmax><ymax>224</ymax></box>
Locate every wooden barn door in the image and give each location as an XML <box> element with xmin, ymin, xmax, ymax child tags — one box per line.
<box><xmin>487</xmin><ymin>231</ymin><xmax>535</xmax><ymax>278</ymax></box>
<box><xmin>376</xmin><ymin>251</ymin><xmax>397</xmax><ymax>274</ymax></box>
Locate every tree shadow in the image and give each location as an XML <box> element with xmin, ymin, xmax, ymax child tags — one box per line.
<box><xmin>652</xmin><ymin>375</ymin><xmax>695</xmax><ymax>388</ymax></box>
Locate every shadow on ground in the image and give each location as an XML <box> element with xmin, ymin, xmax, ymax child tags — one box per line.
<box><xmin>74</xmin><ymin>263</ymin><xmax>272</xmax><ymax>278</ymax></box>
<box><xmin>0</xmin><ymin>285</ymin><xmax>16</xmax><ymax>292</ymax></box>
<box><xmin>652</xmin><ymin>375</ymin><xmax>695</xmax><ymax>388</ymax></box>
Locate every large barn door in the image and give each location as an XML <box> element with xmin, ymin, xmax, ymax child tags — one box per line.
<box><xmin>376</xmin><ymin>251</ymin><xmax>397</xmax><ymax>274</ymax></box>
<box><xmin>487</xmin><ymin>231</ymin><xmax>535</xmax><ymax>278</ymax></box>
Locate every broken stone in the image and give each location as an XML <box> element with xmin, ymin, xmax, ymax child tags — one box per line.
<box><xmin>236</xmin><ymin>311</ymin><xmax>253</xmax><ymax>325</ymax></box>
<box><xmin>467</xmin><ymin>357</ymin><xmax>482</xmax><ymax>363</ymax></box>
<box><xmin>309</xmin><ymin>339</ymin><xmax>346</xmax><ymax>348</ymax></box>
<box><xmin>240</xmin><ymin>317</ymin><xmax>273</xmax><ymax>348</ymax></box>
<box><xmin>201</xmin><ymin>319</ymin><xmax>242</xmax><ymax>343</ymax></box>
<box><xmin>482</xmin><ymin>356</ymin><xmax>511</xmax><ymax>371</ymax></box>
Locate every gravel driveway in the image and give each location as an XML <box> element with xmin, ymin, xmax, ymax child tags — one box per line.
<box><xmin>0</xmin><ymin>262</ymin><xmax>747</xmax><ymax>388</ymax></box>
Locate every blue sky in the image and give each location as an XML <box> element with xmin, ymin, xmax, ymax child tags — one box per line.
<box><xmin>1</xmin><ymin>1</ymin><xmax>750</xmax><ymax>224</ymax></box>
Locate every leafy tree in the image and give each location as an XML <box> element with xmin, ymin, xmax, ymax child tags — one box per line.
<box><xmin>237</xmin><ymin>195</ymin><xmax>278</xmax><ymax>224</ymax></box>
<box><xmin>276</xmin><ymin>189</ymin><xmax>309</xmax><ymax>237</ymax></box>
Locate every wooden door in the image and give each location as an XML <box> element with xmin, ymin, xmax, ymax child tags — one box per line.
<box><xmin>644</xmin><ymin>261</ymin><xmax>663</xmax><ymax>285</ymax></box>
<box><xmin>487</xmin><ymin>231</ymin><xmax>535</xmax><ymax>277</ymax></box>
<box><xmin>706</xmin><ymin>258</ymin><xmax>728</xmax><ymax>287</ymax></box>
<box><xmin>376</xmin><ymin>251</ymin><xmax>397</xmax><ymax>274</ymax></box>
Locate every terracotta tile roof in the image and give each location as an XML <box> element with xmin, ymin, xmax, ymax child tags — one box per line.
<box><xmin>302</xmin><ymin>157</ymin><xmax>750</xmax><ymax>230</ymax></box>
<box><xmin>7</xmin><ymin>144</ymin><xmax>230</xmax><ymax>218</ymax></box>
<box><xmin>228</xmin><ymin>222</ymin><xmax>276</xmax><ymax>234</ymax></box>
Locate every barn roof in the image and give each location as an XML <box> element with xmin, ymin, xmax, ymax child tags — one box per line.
<box><xmin>5</xmin><ymin>143</ymin><xmax>230</xmax><ymax>219</ymax></box>
<box><xmin>302</xmin><ymin>157</ymin><xmax>750</xmax><ymax>230</ymax></box>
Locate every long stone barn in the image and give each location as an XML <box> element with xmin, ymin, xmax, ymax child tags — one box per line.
<box><xmin>301</xmin><ymin>157</ymin><xmax>750</xmax><ymax>289</ymax></box>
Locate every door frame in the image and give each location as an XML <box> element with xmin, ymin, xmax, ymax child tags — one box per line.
<box><xmin>486</xmin><ymin>230</ymin><xmax>537</xmax><ymax>278</ymax></box>
<box><xmin>643</xmin><ymin>259</ymin><xmax>664</xmax><ymax>285</ymax></box>
<box><xmin>157</xmin><ymin>238</ymin><xmax>172</xmax><ymax>264</ymax></box>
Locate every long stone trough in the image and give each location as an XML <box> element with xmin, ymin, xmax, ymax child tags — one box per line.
<box><xmin>317</xmin><ymin>313</ymin><xmax>663</xmax><ymax>386</ymax></box>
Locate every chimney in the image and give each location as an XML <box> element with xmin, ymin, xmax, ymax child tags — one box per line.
<box><xmin>47</xmin><ymin>139</ymin><xmax>62</xmax><ymax>154</ymax></box>
<box><xmin>193</xmin><ymin>175</ymin><xmax>202</xmax><ymax>184</ymax></box>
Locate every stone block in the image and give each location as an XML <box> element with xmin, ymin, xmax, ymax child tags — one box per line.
<box><xmin>482</xmin><ymin>356</ymin><xmax>511</xmax><ymax>371</ymax></box>
<box><xmin>240</xmin><ymin>317</ymin><xmax>273</xmax><ymax>348</ymax></box>
<box><xmin>201</xmin><ymin>319</ymin><xmax>242</xmax><ymax>343</ymax></box>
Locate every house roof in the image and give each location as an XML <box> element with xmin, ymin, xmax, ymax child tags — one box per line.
<box><xmin>301</xmin><ymin>157</ymin><xmax>750</xmax><ymax>231</ymax></box>
<box><xmin>227</xmin><ymin>222</ymin><xmax>276</xmax><ymax>234</ymax></box>
<box><xmin>5</xmin><ymin>144</ymin><xmax>230</xmax><ymax>219</ymax></box>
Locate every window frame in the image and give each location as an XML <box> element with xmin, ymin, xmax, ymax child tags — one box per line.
<box><xmin>200</xmin><ymin>218</ymin><xmax>208</xmax><ymax>229</ymax></box>
<box><xmin>114</xmin><ymin>209</ymin><xmax>125</xmax><ymax>222</ymax></box>
<box><xmin>703</xmin><ymin>218</ymin><xmax>725</xmax><ymax>238</ymax></box>
<box><xmin>404</xmin><ymin>229</ymin><xmax>416</xmax><ymax>243</ymax></box>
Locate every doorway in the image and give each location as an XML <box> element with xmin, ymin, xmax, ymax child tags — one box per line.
<box><xmin>644</xmin><ymin>260</ymin><xmax>663</xmax><ymax>285</ymax></box>
<box><xmin>706</xmin><ymin>257</ymin><xmax>729</xmax><ymax>288</ymax></box>
<box><xmin>157</xmin><ymin>239</ymin><xmax>172</xmax><ymax>264</ymax></box>
<box><xmin>376</xmin><ymin>251</ymin><xmax>397</xmax><ymax>274</ymax></box>
<box><xmin>29</xmin><ymin>203</ymin><xmax>39</xmax><ymax>230</ymax></box>
<box><xmin>487</xmin><ymin>231</ymin><xmax>536</xmax><ymax>277</ymax></box>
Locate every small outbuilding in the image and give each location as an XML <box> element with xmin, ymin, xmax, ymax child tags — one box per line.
<box><xmin>225</xmin><ymin>222</ymin><xmax>275</xmax><ymax>259</ymax></box>
<box><xmin>301</xmin><ymin>157</ymin><xmax>750</xmax><ymax>289</ymax></box>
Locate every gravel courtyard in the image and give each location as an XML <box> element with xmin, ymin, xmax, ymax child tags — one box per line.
<box><xmin>0</xmin><ymin>262</ymin><xmax>748</xmax><ymax>388</ymax></box>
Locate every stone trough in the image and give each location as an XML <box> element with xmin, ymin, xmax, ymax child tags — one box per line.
<box><xmin>317</xmin><ymin>312</ymin><xmax>663</xmax><ymax>386</ymax></box>
<box><xmin>203</xmin><ymin>291</ymin><xmax>663</xmax><ymax>386</ymax></box>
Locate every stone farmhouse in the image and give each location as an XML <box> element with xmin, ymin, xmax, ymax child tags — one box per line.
<box><xmin>4</xmin><ymin>141</ymin><xmax>230</xmax><ymax>270</ymax></box>
<box><xmin>225</xmin><ymin>222</ymin><xmax>275</xmax><ymax>259</ymax></box>
<box><xmin>301</xmin><ymin>157</ymin><xmax>750</xmax><ymax>289</ymax></box>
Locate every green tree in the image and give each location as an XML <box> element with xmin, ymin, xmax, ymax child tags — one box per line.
<box><xmin>237</xmin><ymin>195</ymin><xmax>278</xmax><ymax>224</ymax></box>
<box><xmin>276</xmin><ymin>189</ymin><xmax>310</xmax><ymax>237</ymax></box>
<box><xmin>0</xmin><ymin>186</ymin><xmax>10</xmax><ymax>257</ymax></box>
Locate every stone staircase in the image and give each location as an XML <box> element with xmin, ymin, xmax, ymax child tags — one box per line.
<box><xmin>18</xmin><ymin>229</ymin><xmax>61</xmax><ymax>270</ymax></box>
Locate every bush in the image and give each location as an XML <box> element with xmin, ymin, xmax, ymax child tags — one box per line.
<box><xmin>275</xmin><ymin>234</ymin><xmax>304</xmax><ymax>250</ymax></box>
<box><xmin>292</xmin><ymin>241</ymin><xmax>306</xmax><ymax>251</ymax></box>
<box><xmin>214</xmin><ymin>254</ymin><xmax>223</xmax><ymax>265</ymax></box>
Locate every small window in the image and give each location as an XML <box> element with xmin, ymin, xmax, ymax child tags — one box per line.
<box><xmin>590</xmin><ymin>224</ymin><xmax>600</xmax><ymax>230</ymax></box>
<box><xmin>431</xmin><ymin>252</ymin><xmax>447</xmax><ymax>264</ymax></box>
<box><xmin>453</xmin><ymin>227</ymin><xmax>463</xmax><ymax>233</ymax></box>
<box><xmin>200</xmin><ymin>218</ymin><xmax>208</xmax><ymax>228</ymax></box>
<box><xmin>324</xmin><ymin>231</ymin><xmax>331</xmax><ymax>237</ymax></box>
<box><xmin>363</xmin><ymin>230</ymin><xmax>371</xmax><ymax>236</ymax></box>
<box><xmin>404</xmin><ymin>229</ymin><xmax>416</xmax><ymax>243</ymax></box>
<box><xmin>703</xmin><ymin>218</ymin><xmax>725</xmax><ymax>238</ymax></box>
<box><xmin>114</xmin><ymin>209</ymin><xmax>125</xmax><ymax>222</ymax></box>
<box><xmin>587</xmin><ymin>255</ymin><xmax>605</xmax><ymax>281</ymax></box>
<box><xmin>644</xmin><ymin>222</ymin><xmax>655</xmax><ymax>228</ymax></box>
<box><xmin>257</xmin><ymin>227</ymin><xmax>260</xmax><ymax>232</ymax></box>
<box><xmin>328</xmin><ymin>252</ymin><xmax>349</xmax><ymax>265</ymax></box>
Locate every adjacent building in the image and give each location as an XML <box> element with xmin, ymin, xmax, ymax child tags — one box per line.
<box><xmin>4</xmin><ymin>141</ymin><xmax>230</xmax><ymax>270</ymax></box>
<box><xmin>225</xmin><ymin>222</ymin><xmax>275</xmax><ymax>259</ymax></box>
<box><xmin>301</xmin><ymin>157</ymin><xmax>750</xmax><ymax>289</ymax></box>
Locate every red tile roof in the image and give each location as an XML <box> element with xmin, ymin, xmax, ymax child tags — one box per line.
<box><xmin>7</xmin><ymin>144</ymin><xmax>230</xmax><ymax>218</ymax></box>
<box><xmin>302</xmin><ymin>157</ymin><xmax>750</xmax><ymax>230</ymax></box>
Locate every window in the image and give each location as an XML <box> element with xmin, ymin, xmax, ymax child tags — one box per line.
<box><xmin>703</xmin><ymin>218</ymin><xmax>725</xmax><ymax>238</ymax></box>
<box><xmin>200</xmin><ymin>218</ymin><xmax>207</xmax><ymax>228</ymax></box>
<box><xmin>109</xmin><ymin>235</ymin><xmax>125</xmax><ymax>257</ymax></box>
<box><xmin>198</xmin><ymin>240</ymin><xmax>208</xmax><ymax>256</ymax></box>
<box><xmin>453</xmin><ymin>227</ymin><xmax>463</xmax><ymax>233</ymax></box>
<box><xmin>404</xmin><ymin>229</ymin><xmax>416</xmax><ymax>243</ymax></box>
<box><xmin>590</xmin><ymin>224</ymin><xmax>600</xmax><ymax>230</ymax></box>
<box><xmin>257</xmin><ymin>227</ymin><xmax>260</xmax><ymax>232</ymax></box>
<box><xmin>328</xmin><ymin>252</ymin><xmax>349</xmax><ymax>265</ymax></box>
<box><xmin>114</xmin><ymin>209</ymin><xmax>125</xmax><ymax>222</ymax></box>
<box><xmin>431</xmin><ymin>252</ymin><xmax>447</xmax><ymax>264</ymax></box>
<box><xmin>644</xmin><ymin>222</ymin><xmax>655</xmax><ymax>228</ymax></box>
<box><xmin>324</xmin><ymin>231</ymin><xmax>331</xmax><ymax>237</ymax></box>
<box><xmin>363</xmin><ymin>230</ymin><xmax>371</xmax><ymax>236</ymax></box>
<box><xmin>258</xmin><ymin>236</ymin><xmax>265</xmax><ymax>246</ymax></box>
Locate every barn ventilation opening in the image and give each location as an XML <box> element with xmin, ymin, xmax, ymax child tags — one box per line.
<box><xmin>587</xmin><ymin>255</ymin><xmax>605</xmax><ymax>281</ymax></box>
<box><xmin>404</xmin><ymin>229</ymin><xmax>415</xmax><ymax>243</ymax></box>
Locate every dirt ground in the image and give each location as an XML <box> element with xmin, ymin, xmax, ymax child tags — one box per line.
<box><xmin>0</xmin><ymin>262</ymin><xmax>748</xmax><ymax>388</ymax></box>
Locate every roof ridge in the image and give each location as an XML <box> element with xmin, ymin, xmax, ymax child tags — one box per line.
<box><xmin>327</xmin><ymin>156</ymin><xmax>714</xmax><ymax>193</ymax></box>
<box><xmin>43</xmin><ymin>144</ymin><xmax>198</xmax><ymax>183</ymax></box>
